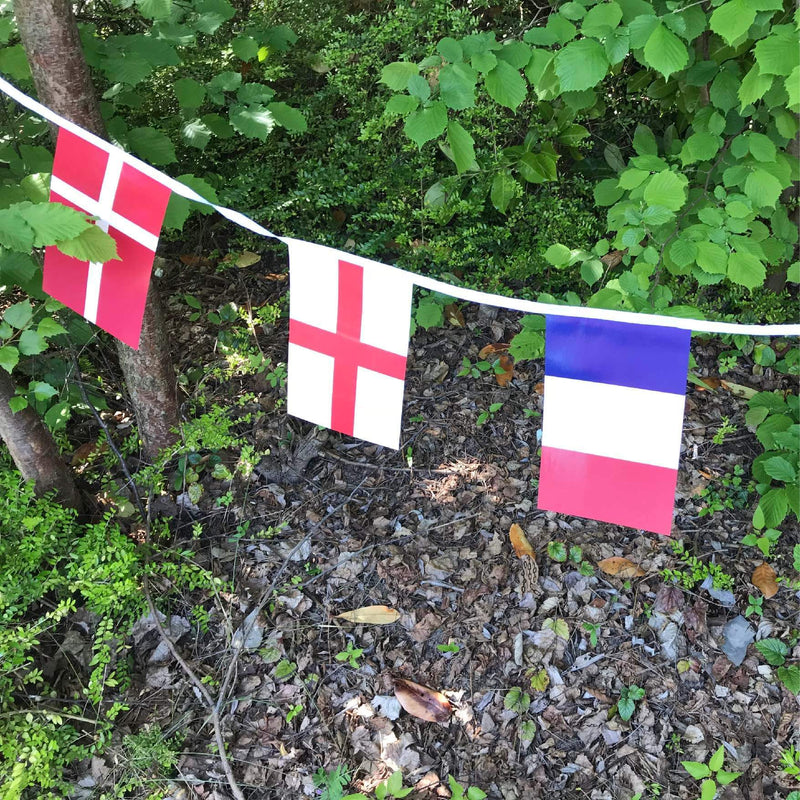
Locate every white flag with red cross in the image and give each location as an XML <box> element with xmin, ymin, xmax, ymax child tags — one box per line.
<box><xmin>43</xmin><ymin>128</ymin><xmax>171</xmax><ymax>349</ymax></box>
<box><xmin>286</xmin><ymin>239</ymin><xmax>414</xmax><ymax>449</ymax></box>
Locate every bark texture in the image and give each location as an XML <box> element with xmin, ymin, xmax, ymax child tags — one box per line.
<box><xmin>0</xmin><ymin>370</ymin><xmax>83</xmax><ymax>509</ymax></box>
<box><xmin>15</xmin><ymin>0</ymin><xmax>180</xmax><ymax>462</ymax></box>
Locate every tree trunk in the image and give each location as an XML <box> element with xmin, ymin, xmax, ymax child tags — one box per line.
<box><xmin>0</xmin><ymin>370</ymin><xmax>83</xmax><ymax>509</ymax></box>
<box><xmin>15</xmin><ymin>0</ymin><xmax>180</xmax><ymax>462</ymax></box>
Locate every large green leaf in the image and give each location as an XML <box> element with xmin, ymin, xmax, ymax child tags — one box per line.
<box><xmin>643</xmin><ymin>170</ymin><xmax>688</xmax><ymax>211</ymax></box>
<box><xmin>232</xmin><ymin>36</ymin><xmax>259</xmax><ymax>62</ymax></box>
<box><xmin>787</xmin><ymin>65</ymin><xmax>800</xmax><ymax>111</ymax></box>
<box><xmin>384</xmin><ymin>94</ymin><xmax>419</xmax><ymax>116</ymax></box>
<box><xmin>21</xmin><ymin>202</ymin><xmax>90</xmax><ymax>247</ymax></box>
<box><xmin>484</xmin><ymin>60</ymin><xmax>527</xmax><ymax>109</ymax></box>
<box><xmin>446</xmin><ymin>120</ymin><xmax>477</xmax><ymax>173</ymax></box>
<box><xmin>18</xmin><ymin>330</ymin><xmax>47</xmax><ymax>356</ymax></box>
<box><xmin>380</xmin><ymin>62</ymin><xmax>419</xmax><ymax>91</ymax></box>
<box><xmin>127</xmin><ymin>127</ymin><xmax>177</xmax><ymax>164</ymax></box>
<box><xmin>490</xmin><ymin>170</ymin><xmax>519</xmax><ymax>214</ymax></box>
<box><xmin>57</xmin><ymin>225</ymin><xmax>119</xmax><ymax>263</ymax></box>
<box><xmin>709</xmin><ymin>0</ymin><xmax>756</xmax><ymax>45</ymax></box>
<box><xmin>404</xmin><ymin>102</ymin><xmax>448</xmax><ymax>148</ymax></box>
<box><xmin>727</xmin><ymin>250</ymin><xmax>765</xmax><ymax>289</ymax></box>
<box><xmin>136</xmin><ymin>0</ymin><xmax>172</xmax><ymax>19</ymax></box>
<box><xmin>3</xmin><ymin>301</ymin><xmax>32</xmax><ymax>329</ymax></box>
<box><xmin>237</xmin><ymin>84</ymin><xmax>275</xmax><ymax>105</ymax></box>
<box><xmin>555</xmin><ymin>39</ymin><xmax>608</xmax><ymax>92</ymax></box>
<box><xmin>182</xmin><ymin>119</ymin><xmax>212</xmax><ymax>149</ymax></box>
<box><xmin>193</xmin><ymin>0</ymin><xmax>235</xmax><ymax>34</ymax></box>
<box><xmin>439</xmin><ymin>63</ymin><xmax>477</xmax><ymax>110</ymax></box>
<box><xmin>777</xmin><ymin>665</ymin><xmax>800</xmax><ymax>694</ymax></box>
<box><xmin>594</xmin><ymin>178</ymin><xmax>624</xmax><ymax>206</ymax></box>
<box><xmin>0</xmin><ymin>208</ymin><xmax>34</xmax><ymax>251</ymax></box>
<box><xmin>496</xmin><ymin>41</ymin><xmax>533</xmax><ymax>69</ymax></box>
<box><xmin>174</xmin><ymin>77</ymin><xmax>205</xmax><ymax>109</ymax></box>
<box><xmin>581</xmin><ymin>2</ymin><xmax>622</xmax><ymax>37</ymax></box>
<box><xmin>744</xmin><ymin>168</ymin><xmax>783</xmax><ymax>207</ymax></box>
<box><xmin>267</xmin><ymin>102</ymin><xmax>306</xmax><ymax>132</ymax></box>
<box><xmin>695</xmin><ymin>241</ymin><xmax>727</xmax><ymax>273</ymax></box>
<box><xmin>0</xmin><ymin>345</ymin><xmax>19</xmax><ymax>373</ymax></box>
<box><xmin>229</xmin><ymin>105</ymin><xmax>275</xmax><ymax>140</ymax></box>
<box><xmin>101</xmin><ymin>54</ymin><xmax>153</xmax><ymax>86</ymax></box>
<box><xmin>738</xmin><ymin>64</ymin><xmax>772</xmax><ymax>108</ymax></box>
<box><xmin>763</xmin><ymin>456</ymin><xmax>796</xmax><ymax>483</ymax></box>
<box><xmin>642</xmin><ymin>22</ymin><xmax>688</xmax><ymax>80</ymax></box>
<box><xmin>758</xmin><ymin>486</ymin><xmax>789</xmax><ymax>528</ymax></box>
<box><xmin>755</xmin><ymin>28</ymin><xmax>797</xmax><ymax>76</ymax></box>
<box><xmin>710</xmin><ymin>70</ymin><xmax>740</xmax><ymax>112</ymax></box>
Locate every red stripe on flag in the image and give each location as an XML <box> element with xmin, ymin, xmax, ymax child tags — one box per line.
<box><xmin>112</xmin><ymin>163</ymin><xmax>172</xmax><ymax>236</ymax></box>
<box><xmin>538</xmin><ymin>446</ymin><xmax>677</xmax><ymax>536</ymax></box>
<box><xmin>42</xmin><ymin>245</ymin><xmax>90</xmax><ymax>315</ymax></box>
<box><xmin>52</xmin><ymin>128</ymin><xmax>108</xmax><ymax>200</ymax></box>
<box><xmin>288</xmin><ymin>259</ymin><xmax>407</xmax><ymax>437</ymax></box>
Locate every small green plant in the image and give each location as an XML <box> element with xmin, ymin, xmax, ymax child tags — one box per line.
<box><xmin>617</xmin><ymin>685</ymin><xmax>645</xmax><ymax>722</ymax></box>
<box><xmin>744</xmin><ymin>594</ymin><xmax>763</xmax><ymax>619</ymax></box>
<box><xmin>191</xmin><ymin>605</ymin><xmax>212</xmax><ymax>634</ymax></box>
<box><xmin>742</xmin><ymin>527</ymin><xmax>782</xmax><ymax>559</ymax></box>
<box><xmin>115</xmin><ymin>726</ymin><xmax>183</xmax><ymax>796</ymax></box>
<box><xmin>447</xmin><ymin>775</ymin><xmax>487</xmax><ymax>800</ymax></box>
<box><xmin>410</xmin><ymin>291</ymin><xmax>453</xmax><ymax>335</ymax></box>
<box><xmin>476</xmin><ymin>401</ymin><xmax>503</xmax><ymax>427</ymax></box>
<box><xmin>437</xmin><ymin>643</ymin><xmax>460</xmax><ymax>655</ymax></box>
<box><xmin>697</xmin><ymin>465</ymin><xmax>751</xmax><ymax>518</ymax></box>
<box><xmin>712</xmin><ymin>416</ymin><xmax>737</xmax><ymax>446</ymax></box>
<box><xmin>286</xmin><ymin>704</ymin><xmax>303</xmax><ymax>724</ymax></box>
<box><xmin>504</xmin><ymin>687</ymin><xmax>531</xmax><ymax>714</ymax></box>
<box><xmin>665</xmin><ymin>732</ymin><xmax>684</xmax><ymax>755</ymax></box>
<box><xmin>583</xmin><ymin>622</ymin><xmax>600</xmax><ymax>648</ymax></box>
<box><xmin>780</xmin><ymin>745</ymin><xmax>800</xmax><ymax>779</ymax></box>
<box><xmin>682</xmin><ymin>744</ymin><xmax>742</xmax><ymax>800</ymax></box>
<box><xmin>519</xmin><ymin>720</ymin><xmax>537</xmax><ymax>741</ymax></box>
<box><xmin>547</xmin><ymin>540</ymin><xmax>567</xmax><ymax>562</ymax></box>
<box><xmin>335</xmin><ymin>641</ymin><xmax>364</xmax><ymax>669</ymax></box>
<box><xmin>312</xmin><ymin>766</ymin><xmax>412</xmax><ymax>800</ymax></box>
<box><xmin>754</xmin><ymin>639</ymin><xmax>800</xmax><ymax>694</ymax></box>
<box><xmin>457</xmin><ymin>356</ymin><xmax>493</xmax><ymax>378</ymax></box>
<box><xmin>662</xmin><ymin>540</ymin><xmax>734</xmax><ymax>591</ymax></box>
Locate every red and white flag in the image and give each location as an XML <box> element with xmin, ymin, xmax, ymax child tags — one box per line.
<box><xmin>43</xmin><ymin>128</ymin><xmax>171</xmax><ymax>349</ymax></box>
<box><xmin>287</xmin><ymin>239</ymin><xmax>413</xmax><ymax>449</ymax></box>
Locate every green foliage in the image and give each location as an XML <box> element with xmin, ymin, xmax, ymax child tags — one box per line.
<box><xmin>335</xmin><ymin>641</ymin><xmax>364</xmax><ymax>669</ymax></box>
<box><xmin>682</xmin><ymin>745</ymin><xmax>742</xmax><ymax>800</ymax></box>
<box><xmin>504</xmin><ymin>686</ymin><xmax>531</xmax><ymax>713</ymax></box>
<box><xmin>617</xmin><ymin>684</ymin><xmax>645</xmax><ymax>722</ymax></box>
<box><xmin>697</xmin><ymin>464</ymin><xmax>751</xmax><ymax>518</ymax></box>
<box><xmin>754</xmin><ymin>638</ymin><xmax>800</xmax><ymax>694</ymax></box>
<box><xmin>662</xmin><ymin>539</ymin><xmax>734</xmax><ymax>591</ymax></box>
<box><xmin>746</xmin><ymin>391</ymin><xmax>800</xmax><ymax>530</ymax></box>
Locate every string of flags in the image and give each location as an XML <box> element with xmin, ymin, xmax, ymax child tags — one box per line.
<box><xmin>2</xmin><ymin>75</ymin><xmax>799</xmax><ymax>536</ymax></box>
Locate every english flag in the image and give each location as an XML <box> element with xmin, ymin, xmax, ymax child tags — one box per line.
<box><xmin>286</xmin><ymin>239</ymin><xmax>414</xmax><ymax>449</ymax></box>
<box><xmin>43</xmin><ymin>128</ymin><xmax>171</xmax><ymax>349</ymax></box>
<box><xmin>538</xmin><ymin>317</ymin><xmax>690</xmax><ymax>535</ymax></box>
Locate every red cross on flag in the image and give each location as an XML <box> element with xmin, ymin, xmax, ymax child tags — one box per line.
<box><xmin>287</xmin><ymin>239</ymin><xmax>414</xmax><ymax>449</ymax></box>
<box><xmin>43</xmin><ymin>128</ymin><xmax>171</xmax><ymax>349</ymax></box>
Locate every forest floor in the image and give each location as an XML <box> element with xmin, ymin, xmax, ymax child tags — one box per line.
<box><xmin>85</xmin><ymin>255</ymin><xmax>799</xmax><ymax>800</ymax></box>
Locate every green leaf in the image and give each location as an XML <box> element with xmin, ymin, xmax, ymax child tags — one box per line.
<box><xmin>232</xmin><ymin>36</ymin><xmax>259</xmax><ymax>62</ymax></box>
<box><xmin>581</xmin><ymin>2</ymin><xmax>622</xmax><ymax>37</ymax></box>
<box><xmin>682</xmin><ymin>761</ymin><xmax>712</xmax><ymax>780</ymax></box>
<box><xmin>555</xmin><ymin>39</ymin><xmax>608</xmax><ymax>92</ymax></box>
<box><xmin>755</xmin><ymin>638</ymin><xmax>789</xmax><ymax>666</ymax></box>
<box><xmin>30</xmin><ymin>380</ymin><xmax>57</xmax><ymax>401</ymax></box>
<box><xmin>437</xmin><ymin>37</ymin><xmax>463</xmax><ymax>63</ymax></box>
<box><xmin>633</xmin><ymin>124</ymin><xmax>657</xmax><ymax>156</ymax></box>
<box><xmin>748</xmin><ymin>133</ymin><xmax>776</xmax><ymax>162</ymax></box>
<box><xmin>700</xmin><ymin>780</ymin><xmax>716</xmax><ymax>800</ymax></box>
<box><xmin>447</xmin><ymin>120</ymin><xmax>477</xmax><ymax>173</ymax></box>
<box><xmin>710</xmin><ymin>70</ymin><xmax>739</xmax><ymax>112</ymax></box>
<box><xmin>545</xmin><ymin>243</ymin><xmax>572</xmax><ymax>267</ymax></box>
<box><xmin>738</xmin><ymin>64</ymin><xmax>772</xmax><ymax>109</ymax></box>
<box><xmin>744</xmin><ymin>166</ymin><xmax>784</xmax><ymax>207</ymax></box>
<box><xmin>605</xmin><ymin>28</ymin><xmax>630</xmax><ymax>65</ymax></box>
<box><xmin>4</xmin><ymin>301</ymin><xmax>32</xmax><ymax>329</ymax></box>
<box><xmin>174</xmin><ymin>77</ymin><xmax>205</xmax><ymax>109</ymax></box>
<box><xmin>404</xmin><ymin>102</ymin><xmax>448</xmax><ymax>148</ymax></box>
<box><xmin>777</xmin><ymin>665</ymin><xmax>800</xmax><ymax>694</ymax></box>
<box><xmin>267</xmin><ymin>102</ymin><xmax>306</xmax><ymax>132</ymax></box>
<box><xmin>0</xmin><ymin>345</ymin><xmax>19</xmax><ymax>373</ymax></box>
<box><xmin>716</xmin><ymin>771</ymin><xmax>742</xmax><ymax>786</ymax></box>
<box><xmin>496</xmin><ymin>41</ymin><xmax>532</xmax><ymax>70</ymax></box>
<box><xmin>18</xmin><ymin>330</ymin><xmax>47</xmax><ymax>356</ymax></box>
<box><xmin>763</xmin><ymin>456</ymin><xmax>796</xmax><ymax>483</ymax></box>
<box><xmin>581</xmin><ymin>258</ymin><xmax>604</xmax><ymax>286</ymax></box>
<box><xmin>21</xmin><ymin>202</ymin><xmax>91</xmax><ymax>247</ymax></box>
<box><xmin>466</xmin><ymin>788</ymin><xmax>487</xmax><ymax>800</ymax></box>
<box><xmin>681</xmin><ymin>132</ymin><xmax>722</xmax><ymax>164</ymax></box>
<box><xmin>643</xmin><ymin>23</ymin><xmax>688</xmax><ymax>80</ymax></box>
<box><xmin>136</xmin><ymin>0</ymin><xmax>172</xmax><ymax>19</ymax></box>
<box><xmin>755</xmin><ymin>28</ymin><xmax>797</xmax><ymax>76</ymax></box>
<box><xmin>0</xmin><ymin>208</ymin><xmax>34</xmax><ymax>251</ymax></box>
<box><xmin>490</xmin><ymin>170</ymin><xmax>519</xmax><ymax>214</ymax></box>
<box><xmin>708</xmin><ymin>746</ymin><xmax>725</xmax><ymax>773</ymax></box>
<box><xmin>641</xmin><ymin>205</ymin><xmax>674</xmax><ymax>226</ymax></box>
<box><xmin>57</xmin><ymin>225</ymin><xmax>119</xmax><ymax>263</ymax></box>
<box><xmin>787</xmin><ymin>65</ymin><xmax>800</xmax><ymax>111</ymax></box>
<box><xmin>439</xmin><ymin>63</ymin><xmax>477</xmax><ymax>109</ymax></box>
<box><xmin>484</xmin><ymin>60</ymin><xmax>527</xmax><ymax>110</ymax></box>
<box><xmin>384</xmin><ymin>94</ymin><xmax>420</xmax><ymax>116</ymax></box>
<box><xmin>695</xmin><ymin>242</ymin><xmax>728</xmax><ymax>274</ymax></box>
<box><xmin>193</xmin><ymin>0</ymin><xmax>235</xmax><ymax>34</ymax></box>
<box><xmin>727</xmin><ymin>250</ymin><xmax>765</xmax><ymax>289</ymax></box>
<box><xmin>8</xmin><ymin>396</ymin><xmax>27</xmax><ymax>413</ymax></box>
<box><xmin>37</xmin><ymin>317</ymin><xmax>67</xmax><ymax>339</ymax></box>
<box><xmin>237</xmin><ymin>84</ymin><xmax>275</xmax><ymax>105</ymax></box>
<box><xmin>759</xmin><ymin>487</ymin><xmax>789</xmax><ymax>528</ymax></box>
<box><xmin>380</xmin><ymin>61</ymin><xmax>419</xmax><ymax>91</ymax></box>
<box><xmin>643</xmin><ymin>170</ymin><xmax>688</xmax><ymax>211</ymax></box>
<box><xmin>617</xmin><ymin>695</ymin><xmax>635</xmax><ymax>721</ymax></box>
<box><xmin>127</xmin><ymin>127</ymin><xmax>177</xmax><ymax>164</ymax></box>
<box><xmin>229</xmin><ymin>105</ymin><xmax>275</xmax><ymax>140</ymax></box>
<box><xmin>669</xmin><ymin>237</ymin><xmax>698</xmax><ymax>268</ymax></box>
<box><xmin>407</xmin><ymin>75</ymin><xmax>430</xmax><ymax>102</ymax></box>
<box><xmin>182</xmin><ymin>119</ymin><xmax>212</xmax><ymax>149</ymax></box>
<box><xmin>206</xmin><ymin>70</ymin><xmax>241</xmax><ymax>100</ymax></box>
<box><xmin>710</xmin><ymin>0</ymin><xmax>756</xmax><ymax>46</ymax></box>
<box><xmin>594</xmin><ymin>178</ymin><xmax>624</xmax><ymax>206</ymax></box>
<box><xmin>201</xmin><ymin>113</ymin><xmax>235</xmax><ymax>138</ymax></box>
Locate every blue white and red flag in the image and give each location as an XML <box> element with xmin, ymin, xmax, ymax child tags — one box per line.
<box><xmin>538</xmin><ymin>316</ymin><xmax>691</xmax><ymax>535</ymax></box>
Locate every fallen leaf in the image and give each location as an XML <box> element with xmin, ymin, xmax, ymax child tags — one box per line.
<box><xmin>336</xmin><ymin>605</ymin><xmax>401</xmax><ymax>625</ymax></box>
<box><xmin>509</xmin><ymin>523</ymin><xmax>536</xmax><ymax>559</ymax></box>
<box><xmin>534</xmin><ymin>382</ymin><xmax>544</xmax><ymax>395</ymax></box>
<box><xmin>751</xmin><ymin>562</ymin><xmax>778</xmax><ymax>599</ymax></box>
<box><xmin>690</xmin><ymin>375</ymin><xmax>721</xmax><ymax>391</ymax></box>
<box><xmin>70</xmin><ymin>440</ymin><xmax>108</xmax><ymax>466</ymax></box>
<box><xmin>263</xmin><ymin>272</ymin><xmax>288</xmax><ymax>282</ymax></box>
<box><xmin>444</xmin><ymin>304</ymin><xmax>465</xmax><ymax>327</ymax></box>
<box><xmin>179</xmin><ymin>253</ymin><xmax>212</xmax><ymax>267</ymax></box>
<box><xmin>478</xmin><ymin>342</ymin><xmax>510</xmax><ymax>359</ymax></box>
<box><xmin>495</xmin><ymin>354</ymin><xmax>514</xmax><ymax>387</ymax></box>
<box><xmin>235</xmin><ymin>250</ymin><xmax>261</xmax><ymax>268</ymax></box>
<box><xmin>720</xmin><ymin>380</ymin><xmax>758</xmax><ymax>400</ymax></box>
<box><xmin>598</xmin><ymin>557</ymin><xmax>646</xmax><ymax>578</ymax></box>
<box><xmin>394</xmin><ymin>677</ymin><xmax>451</xmax><ymax>723</ymax></box>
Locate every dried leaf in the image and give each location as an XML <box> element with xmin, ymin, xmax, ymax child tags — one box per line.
<box><xmin>336</xmin><ymin>605</ymin><xmax>401</xmax><ymax>625</ymax></box>
<box><xmin>534</xmin><ymin>382</ymin><xmax>544</xmax><ymax>395</ymax></box>
<box><xmin>495</xmin><ymin>354</ymin><xmax>514</xmax><ymax>387</ymax></box>
<box><xmin>509</xmin><ymin>523</ymin><xmax>536</xmax><ymax>559</ymax></box>
<box><xmin>751</xmin><ymin>562</ymin><xmax>778</xmax><ymax>599</ymax></box>
<box><xmin>444</xmin><ymin>303</ymin><xmax>465</xmax><ymax>327</ymax></box>
<box><xmin>720</xmin><ymin>380</ymin><xmax>758</xmax><ymax>400</ymax></box>
<box><xmin>235</xmin><ymin>250</ymin><xmax>260</xmax><ymax>268</ymax></box>
<box><xmin>478</xmin><ymin>342</ymin><xmax>510</xmax><ymax>359</ymax></box>
<box><xmin>70</xmin><ymin>440</ymin><xmax>107</xmax><ymax>466</ymax></box>
<box><xmin>691</xmin><ymin>375</ymin><xmax>721</xmax><ymax>391</ymax></box>
<box><xmin>264</xmin><ymin>272</ymin><xmax>288</xmax><ymax>281</ymax></box>
<box><xmin>598</xmin><ymin>557</ymin><xmax>646</xmax><ymax>578</ymax></box>
<box><xmin>600</xmin><ymin>249</ymin><xmax>624</xmax><ymax>269</ymax></box>
<box><xmin>394</xmin><ymin>677</ymin><xmax>451</xmax><ymax>723</ymax></box>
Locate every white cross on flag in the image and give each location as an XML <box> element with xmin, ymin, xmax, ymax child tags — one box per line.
<box><xmin>286</xmin><ymin>239</ymin><xmax>414</xmax><ymax>449</ymax></box>
<box><xmin>43</xmin><ymin>128</ymin><xmax>171</xmax><ymax>349</ymax></box>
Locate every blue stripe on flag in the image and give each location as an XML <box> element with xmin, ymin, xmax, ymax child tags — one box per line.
<box><xmin>545</xmin><ymin>316</ymin><xmax>690</xmax><ymax>395</ymax></box>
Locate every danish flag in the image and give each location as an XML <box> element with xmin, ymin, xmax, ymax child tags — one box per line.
<box><xmin>43</xmin><ymin>128</ymin><xmax>171</xmax><ymax>349</ymax></box>
<box><xmin>286</xmin><ymin>239</ymin><xmax>414</xmax><ymax>449</ymax></box>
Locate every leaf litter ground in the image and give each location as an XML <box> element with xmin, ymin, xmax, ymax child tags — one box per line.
<box><xmin>85</xmin><ymin>260</ymin><xmax>798</xmax><ymax>800</ymax></box>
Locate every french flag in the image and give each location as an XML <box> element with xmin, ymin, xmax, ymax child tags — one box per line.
<box><xmin>538</xmin><ymin>317</ymin><xmax>690</xmax><ymax>536</ymax></box>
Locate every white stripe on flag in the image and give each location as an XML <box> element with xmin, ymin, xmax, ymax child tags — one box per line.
<box><xmin>541</xmin><ymin>375</ymin><xmax>685</xmax><ymax>469</ymax></box>
<box><xmin>50</xmin><ymin>175</ymin><xmax>159</xmax><ymax>252</ymax></box>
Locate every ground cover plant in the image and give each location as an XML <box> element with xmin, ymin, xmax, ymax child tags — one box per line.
<box><xmin>0</xmin><ymin>0</ymin><xmax>797</xmax><ymax>798</ymax></box>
